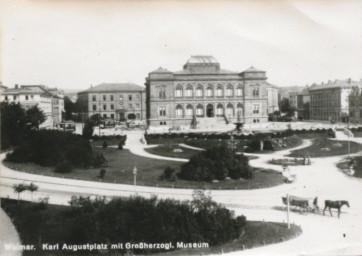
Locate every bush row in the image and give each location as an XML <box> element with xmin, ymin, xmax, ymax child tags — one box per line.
<box><xmin>145</xmin><ymin>128</ymin><xmax>342</xmax><ymax>142</ymax></box>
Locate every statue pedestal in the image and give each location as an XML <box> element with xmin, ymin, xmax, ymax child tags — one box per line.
<box><xmin>234</xmin><ymin>122</ymin><xmax>244</xmax><ymax>132</ymax></box>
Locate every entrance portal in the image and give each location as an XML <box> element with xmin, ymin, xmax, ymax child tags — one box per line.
<box><xmin>206</xmin><ymin>104</ymin><xmax>214</xmax><ymax>117</ymax></box>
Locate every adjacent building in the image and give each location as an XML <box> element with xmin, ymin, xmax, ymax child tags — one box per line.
<box><xmin>145</xmin><ymin>56</ymin><xmax>277</xmax><ymax>127</ymax></box>
<box><xmin>309</xmin><ymin>79</ymin><xmax>361</xmax><ymax>123</ymax></box>
<box><xmin>77</xmin><ymin>83</ymin><xmax>146</xmax><ymax>121</ymax></box>
<box><xmin>0</xmin><ymin>84</ymin><xmax>64</xmax><ymax>127</ymax></box>
<box><xmin>296</xmin><ymin>87</ymin><xmax>310</xmax><ymax>120</ymax></box>
<box><xmin>348</xmin><ymin>83</ymin><xmax>362</xmax><ymax>124</ymax></box>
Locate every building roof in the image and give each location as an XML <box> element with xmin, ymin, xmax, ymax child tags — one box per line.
<box><xmin>186</xmin><ymin>55</ymin><xmax>219</xmax><ymax>64</ymax></box>
<box><xmin>173</xmin><ymin>68</ymin><xmax>235</xmax><ymax>75</ymax></box>
<box><xmin>309</xmin><ymin>79</ymin><xmax>362</xmax><ymax>91</ymax></box>
<box><xmin>79</xmin><ymin>83</ymin><xmax>145</xmax><ymax>93</ymax></box>
<box><xmin>241</xmin><ymin>66</ymin><xmax>265</xmax><ymax>73</ymax></box>
<box><xmin>149</xmin><ymin>67</ymin><xmax>173</xmax><ymax>74</ymax></box>
<box><xmin>2</xmin><ymin>85</ymin><xmax>53</xmax><ymax>96</ymax></box>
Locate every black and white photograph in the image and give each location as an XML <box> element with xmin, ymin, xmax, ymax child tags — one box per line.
<box><xmin>0</xmin><ymin>0</ymin><xmax>361</xmax><ymax>255</ymax></box>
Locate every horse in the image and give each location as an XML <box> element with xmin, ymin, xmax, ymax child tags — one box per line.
<box><xmin>323</xmin><ymin>200</ymin><xmax>350</xmax><ymax>218</ymax></box>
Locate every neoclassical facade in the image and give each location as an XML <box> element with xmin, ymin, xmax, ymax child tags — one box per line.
<box><xmin>145</xmin><ymin>56</ymin><xmax>276</xmax><ymax>127</ymax></box>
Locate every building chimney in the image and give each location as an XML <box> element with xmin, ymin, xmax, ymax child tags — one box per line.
<box><xmin>15</xmin><ymin>84</ymin><xmax>18</xmax><ymax>89</ymax></box>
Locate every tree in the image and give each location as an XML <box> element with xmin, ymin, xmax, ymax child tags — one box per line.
<box><xmin>90</xmin><ymin>114</ymin><xmax>102</xmax><ymax>125</ymax></box>
<box><xmin>64</xmin><ymin>96</ymin><xmax>76</xmax><ymax>120</ymax></box>
<box><xmin>99</xmin><ymin>169</ymin><xmax>106</xmax><ymax>179</ymax></box>
<box><xmin>26</xmin><ymin>105</ymin><xmax>46</xmax><ymax>129</ymax></box>
<box><xmin>0</xmin><ymin>102</ymin><xmax>27</xmax><ymax>149</ymax></box>
<box><xmin>83</xmin><ymin>119</ymin><xmax>94</xmax><ymax>138</ymax></box>
<box><xmin>27</xmin><ymin>183</ymin><xmax>39</xmax><ymax>201</ymax></box>
<box><xmin>279</xmin><ymin>97</ymin><xmax>291</xmax><ymax>113</ymax></box>
<box><xmin>102</xmin><ymin>141</ymin><xmax>108</xmax><ymax>148</ymax></box>
<box><xmin>13</xmin><ymin>183</ymin><xmax>27</xmax><ymax>204</ymax></box>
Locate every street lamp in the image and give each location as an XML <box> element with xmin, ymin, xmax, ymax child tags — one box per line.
<box><xmin>133</xmin><ymin>166</ymin><xmax>138</xmax><ymax>186</ymax></box>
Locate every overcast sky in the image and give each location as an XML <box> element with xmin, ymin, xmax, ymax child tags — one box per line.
<box><xmin>1</xmin><ymin>0</ymin><xmax>361</xmax><ymax>91</ymax></box>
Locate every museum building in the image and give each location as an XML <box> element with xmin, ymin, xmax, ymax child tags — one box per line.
<box><xmin>145</xmin><ymin>56</ymin><xmax>277</xmax><ymax>127</ymax></box>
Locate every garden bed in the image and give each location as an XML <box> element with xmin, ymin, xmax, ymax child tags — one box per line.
<box><xmin>289</xmin><ymin>139</ymin><xmax>362</xmax><ymax>158</ymax></box>
<box><xmin>1</xmin><ymin>198</ymin><xmax>302</xmax><ymax>256</ymax></box>
<box><xmin>144</xmin><ymin>144</ymin><xmax>200</xmax><ymax>159</ymax></box>
<box><xmin>337</xmin><ymin>156</ymin><xmax>362</xmax><ymax>178</ymax></box>
<box><xmin>4</xmin><ymin>147</ymin><xmax>283</xmax><ymax>190</ymax></box>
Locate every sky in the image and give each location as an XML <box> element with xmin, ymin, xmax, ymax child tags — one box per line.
<box><xmin>0</xmin><ymin>0</ymin><xmax>361</xmax><ymax>91</ymax></box>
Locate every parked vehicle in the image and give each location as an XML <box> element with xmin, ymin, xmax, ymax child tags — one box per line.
<box><xmin>60</xmin><ymin>121</ymin><xmax>76</xmax><ymax>132</ymax></box>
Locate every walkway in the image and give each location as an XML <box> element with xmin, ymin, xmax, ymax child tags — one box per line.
<box><xmin>1</xmin><ymin>131</ymin><xmax>362</xmax><ymax>255</ymax></box>
<box><xmin>0</xmin><ymin>208</ymin><xmax>22</xmax><ymax>256</ymax></box>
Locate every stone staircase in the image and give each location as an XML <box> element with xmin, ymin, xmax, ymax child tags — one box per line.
<box><xmin>195</xmin><ymin>117</ymin><xmax>230</xmax><ymax>129</ymax></box>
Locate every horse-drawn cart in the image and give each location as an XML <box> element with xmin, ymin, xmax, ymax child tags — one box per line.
<box><xmin>282</xmin><ymin>195</ymin><xmax>319</xmax><ymax>213</ymax></box>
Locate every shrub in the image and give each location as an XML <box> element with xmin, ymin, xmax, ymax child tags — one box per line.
<box><xmin>159</xmin><ymin>166</ymin><xmax>176</xmax><ymax>181</ymax></box>
<box><xmin>54</xmin><ymin>161</ymin><xmax>72</xmax><ymax>173</ymax></box>
<box><xmin>82</xmin><ymin>119</ymin><xmax>94</xmax><ymax>138</ymax></box>
<box><xmin>245</xmin><ymin>139</ymin><xmax>261</xmax><ymax>153</ymax></box>
<box><xmin>99</xmin><ymin>169</ymin><xmax>106</xmax><ymax>179</ymax></box>
<box><xmin>93</xmin><ymin>152</ymin><xmax>106</xmax><ymax>167</ymax></box>
<box><xmin>179</xmin><ymin>145</ymin><xmax>252</xmax><ymax>182</ymax></box>
<box><xmin>263</xmin><ymin>140</ymin><xmax>274</xmax><ymax>151</ymax></box>
<box><xmin>102</xmin><ymin>141</ymin><xmax>108</xmax><ymax>148</ymax></box>
<box><xmin>118</xmin><ymin>142</ymin><xmax>123</xmax><ymax>150</ymax></box>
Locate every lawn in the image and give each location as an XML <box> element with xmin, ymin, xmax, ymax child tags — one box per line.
<box><xmin>154</xmin><ymin>221</ymin><xmax>302</xmax><ymax>256</ymax></box>
<box><xmin>289</xmin><ymin>139</ymin><xmax>362</xmax><ymax>158</ymax></box>
<box><xmin>337</xmin><ymin>156</ymin><xmax>362</xmax><ymax>178</ymax></box>
<box><xmin>4</xmin><ymin>147</ymin><xmax>283</xmax><ymax>190</ymax></box>
<box><xmin>1</xmin><ymin>198</ymin><xmax>302</xmax><ymax>256</ymax></box>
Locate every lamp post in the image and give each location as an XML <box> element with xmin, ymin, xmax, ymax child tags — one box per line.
<box><xmin>133</xmin><ymin>166</ymin><xmax>138</xmax><ymax>186</ymax></box>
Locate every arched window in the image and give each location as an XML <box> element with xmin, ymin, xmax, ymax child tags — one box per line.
<box><xmin>236</xmin><ymin>84</ymin><xmax>243</xmax><ymax>97</ymax></box>
<box><xmin>226</xmin><ymin>103</ymin><xmax>234</xmax><ymax>117</ymax></box>
<box><xmin>175</xmin><ymin>104</ymin><xmax>183</xmax><ymax>117</ymax></box>
<box><xmin>185</xmin><ymin>104</ymin><xmax>193</xmax><ymax>116</ymax></box>
<box><xmin>158</xmin><ymin>88</ymin><xmax>166</xmax><ymax>99</ymax></box>
<box><xmin>206</xmin><ymin>85</ymin><xmax>213</xmax><ymax>97</ymax></box>
<box><xmin>216</xmin><ymin>84</ymin><xmax>224</xmax><ymax>97</ymax></box>
<box><xmin>196</xmin><ymin>104</ymin><xmax>204</xmax><ymax>117</ymax></box>
<box><xmin>185</xmin><ymin>84</ymin><xmax>193</xmax><ymax>97</ymax></box>
<box><xmin>216</xmin><ymin>103</ymin><xmax>224</xmax><ymax>116</ymax></box>
<box><xmin>175</xmin><ymin>85</ymin><xmax>183</xmax><ymax>98</ymax></box>
<box><xmin>226</xmin><ymin>84</ymin><xmax>233</xmax><ymax>97</ymax></box>
<box><xmin>237</xmin><ymin>103</ymin><xmax>243</xmax><ymax>118</ymax></box>
<box><xmin>196</xmin><ymin>85</ymin><xmax>203</xmax><ymax>97</ymax></box>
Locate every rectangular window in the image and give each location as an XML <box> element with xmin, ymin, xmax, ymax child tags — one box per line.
<box><xmin>103</xmin><ymin>104</ymin><xmax>107</xmax><ymax>110</ymax></box>
<box><xmin>111</xmin><ymin>114</ymin><xmax>114</xmax><ymax>119</ymax></box>
<box><xmin>14</xmin><ymin>96</ymin><xmax>17</xmax><ymax>100</ymax></box>
<box><xmin>159</xmin><ymin>106</ymin><xmax>166</xmax><ymax>116</ymax></box>
<box><xmin>25</xmin><ymin>95</ymin><xmax>29</xmax><ymax>100</ymax></box>
<box><xmin>136</xmin><ymin>94</ymin><xmax>139</xmax><ymax>100</ymax></box>
<box><xmin>92</xmin><ymin>95</ymin><xmax>97</xmax><ymax>101</ymax></box>
<box><xmin>5</xmin><ymin>96</ymin><xmax>8</xmax><ymax>100</ymax></box>
<box><xmin>253</xmin><ymin>104</ymin><xmax>259</xmax><ymax>114</ymax></box>
<box><xmin>129</xmin><ymin>103</ymin><xmax>132</xmax><ymax>108</ymax></box>
<box><xmin>103</xmin><ymin>95</ymin><xmax>106</xmax><ymax>101</ymax></box>
<box><xmin>110</xmin><ymin>104</ymin><xmax>114</xmax><ymax>110</ymax></box>
<box><xmin>93</xmin><ymin>104</ymin><xmax>97</xmax><ymax>111</ymax></box>
<box><xmin>136</xmin><ymin>113</ymin><xmax>140</xmax><ymax>119</ymax></box>
<box><xmin>110</xmin><ymin>95</ymin><xmax>114</xmax><ymax>101</ymax></box>
<box><xmin>103</xmin><ymin>114</ymin><xmax>107</xmax><ymax>118</ymax></box>
<box><xmin>129</xmin><ymin>95</ymin><xmax>132</xmax><ymax>101</ymax></box>
<box><xmin>159</xmin><ymin>89</ymin><xmax>166</xmax><ymax>99</ymax></box>
<box><xmin>252</xmin><ymin>87</ymin><xmax>259</xmax><ymax>97</ymax></box>
<box><xmin>136</xmin><ymin>103</ymin><xmax>140</xmax><ymax>109</ymax></box>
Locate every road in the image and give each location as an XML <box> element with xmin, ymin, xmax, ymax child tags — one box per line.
<box><xmin>1</xmin><ymin>130</ymin><xmax>362</xmax><ymax>255</ymax></box>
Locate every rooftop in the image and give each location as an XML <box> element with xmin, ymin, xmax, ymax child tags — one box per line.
<box><xmin>79</xmin><ymin>83</ymin><xmax>145</xmax><ymax>93</ymax></box>
<box><xmin>309</xmin><ymin>79</ymin><xmax>362</xmax><ymax>91</ymax></box>
<box><xmin>241</xmin><ymin>66</ymin><xmax>265</xmax><ymax>73</ymax></box>
<box><xmin>186</xmin><ymin>55</ymin><xmax>219</xmax><ymax>64</ymax></box>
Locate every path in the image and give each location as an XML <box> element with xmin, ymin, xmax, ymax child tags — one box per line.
<box><xmin>1</xmin><ymin>132</ymin><xmax>362</xmax><ymax>255</ymax></box>
<box><xmin>0</xmin><ymin>208</ymin><xmax>22</xmax><ymax>256</ymax></box>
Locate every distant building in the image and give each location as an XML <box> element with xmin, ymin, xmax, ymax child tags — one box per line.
<box><xmin>0</xmin><ymin>84</ymin><xmax>64</xmax><ymax>127</ymax></box>
<box><xmin>297</xmin><ymin>87</ymin><xmax>310</xmax><ymax>120</ymax></box>
<box><xmin>145</xmin><ymin>55</ymin><xmax>277</xmax><ymax>127</ymax></box>
<box><xmin>47</xmin><ymin>88</ymin><xmax>65</xmax><ymax>126</ymax></box>
<box><xmin>348</xmin><ymin>83</ymin><xmax>362</xmax><ymax>124</ymax></box>
<box><xmin>309</xmin><ymin>79</ymin><xmax>361</xmax><ymax>123</ymax></box>
<box><xmin>77</xmin><ymin>83</ymin><xmax>146</xmax><ymax>121</ymax></box>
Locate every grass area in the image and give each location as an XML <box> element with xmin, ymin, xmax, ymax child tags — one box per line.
<box><xmin>155</xmin><ymin>221</ymin><xmax>302</xmax><ymax>256</ymax></box>
<box><xmin>337</xmin><ymin>156</ymin><xmax>362</xmax><ymax>178</ymax></box>
<box><xmin>289</xmin><ymin>139</ymin><xmax>362</xmax><ymax>158</ymax></box>
<box><xmin>144</xmin><ymin>144</ymin><xmax>200</xmax><ymax>159</ymax></box>
<box><xmin>268</xmin><ymin>158</ymin><xmax>306</xmax><ymax>166</ymax></box>
<box><xmin>1</xmin><ymin>198</ymin><xmax>302</xmax><ymax>256</ymax></box>
<box><xmin>3</xmin><ymin>146</ymin><xmax>283</xmax><ymax>190</ymax></box>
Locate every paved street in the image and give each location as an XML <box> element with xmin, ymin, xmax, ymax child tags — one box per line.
<box><xmin>1</xmin><ymin>130</ymin><xmax>362</xmax><ymax>255</ymax></box>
